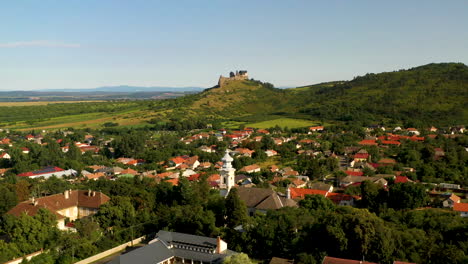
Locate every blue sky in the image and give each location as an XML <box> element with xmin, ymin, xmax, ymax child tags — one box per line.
<box><xmin>1</xmin><ymin>0</ymin><xmax>467</xmax><ymax>90</ymax></box>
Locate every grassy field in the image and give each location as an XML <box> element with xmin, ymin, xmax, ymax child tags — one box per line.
<box><xmin>0</xmin><ymin>101</ymin><xmax>104</xmax><ymax>106</ymax></box>
<box><xmin>245</xmin><ymin>118</ymin><xmax>319</xmax><ymax>129</ymax></box>
<box><xmin>5</xmin><ymin>109</ymin><xmax>152</xmax><ymax>131</ymax></box>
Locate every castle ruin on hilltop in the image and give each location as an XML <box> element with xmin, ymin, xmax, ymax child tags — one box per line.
<box><xmin>218</xmin><ymin>70</ymin><xmax>248</xmax><ymax>87</ymax></box>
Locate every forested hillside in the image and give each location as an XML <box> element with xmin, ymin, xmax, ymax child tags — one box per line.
<box><xmin>293</xmin><ymin>63</ymin><xmax>468</xmax><ymax>126</ymax></box>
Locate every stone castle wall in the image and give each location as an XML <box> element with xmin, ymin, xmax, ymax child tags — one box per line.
<box><xmin>218</xmin><ymin>70</ymin><xmax>249</xmax><ymax>87</ymax></box>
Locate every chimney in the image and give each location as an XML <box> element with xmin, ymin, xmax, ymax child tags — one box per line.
<box><xmin>88</xmin><ymin>189</ymin><xmax>92</xmax><ymax>197</ymax></box>
<box><xmin>64</xmin><ymin>190</ymin><xmax>69</xmax><ymax>199</ymax></box>
<box><xmin>286</xmin><ymin>186</ymin><xmax>291</xmax><ymax>199</ymax></box>
<box><xmin>216</xmin><ymin>236</ymin><xmax>221</xmax><ymax>254</ymax></box>
<box><xmin>92</xmin><ymin>191</ymin><xmax>96</xmax><ymax>197</ymax></box>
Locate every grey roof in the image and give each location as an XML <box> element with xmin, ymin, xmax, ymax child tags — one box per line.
<box><xmin>157</xmin><ymin>230</ymin><xmax>218</xmax><ymax>249</ymax></box>
<box><xmin>309</xmin><ymin>182</ymin><xmax>332</xmax><ymax>191</ymax></box>
<box><xmin>108</xmin><ymin>241</ymin><xmax>173</xmax><ymax>264</ymax></box>
<box><xmin>236</xmin><ymin>187</ymin><xmax>297</xmax><ymax>210</ymax></box>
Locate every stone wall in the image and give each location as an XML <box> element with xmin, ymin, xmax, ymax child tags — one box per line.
<box><xmin>218</xmin><ymin>70</ymin><xmax>249</xmax><ymax>87</ymax></box>
<box><xmin>74</xmin><ymin>236</ymin><xmax>146</xmax><ymax>264</ymax></box>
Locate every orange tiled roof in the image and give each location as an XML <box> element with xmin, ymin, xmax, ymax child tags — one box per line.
<box><xmin>289</xmin><ymin>188</ymin><xmax>327</xmax><ymax>199</ymax></box>
<box><xmin>454</xmin><ymin>203</ymin><xmax>468</xmax><ymax>212</ymax></box>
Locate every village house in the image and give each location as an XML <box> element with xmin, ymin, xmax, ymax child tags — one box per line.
<box><xmin>442</xmin><ymin>193</ymin><xmax>461</xmax><ymax>208</ymax></box>
<box><xmin>394</xmin><ymin>175</ymin><xmax>413</xmax><ymax>184</ymax></box>
<box><xmin>0</xmin><ymin>138</ymin><xmax>12</xmax><ymax>146</ymax></box>
<box><xmin>353</xmin><ymin>152</ymin><xmax>370</xmax><ymax>162</ymax></box>
<box><xmin>269</xmin><ymin>165</ymin><xmax>279</xmax><ymax>173</ymax></box>
<box><xmin>340</xmin><ymin>175</ymin><xmax>388</xmax><ymax>188</ymax></box>
<box><xmin>7</xmin><ymin>190</ymin><xmax>110</xmax><ymax>230</ymax></box>
<box><xmin>453</xmin><ymin>203</ymin><xmax>468</xmax><ymax>217</ymax></box>
<box><xmin>406</xmin><ymin>128</ymin><xmax>420</xmax><ymax>135</ymax></box>
<box><xmin>234</xmin><ymin>148</ymin><xmax>255</xmax><ymax>157</ymax></box>
<box><xmin>0</xmin><ymin>152</ymin><xmax>11</xmax><ymax>159</ymax></box>
<box><xmin>167</xmin><ymin>155</ymin><xmax>200</xmax><ymax>170</ymax></box>
<box><xmin>199</xmin><ymin>145</ymin><xmax>216</xmax><ymax>153</ymax></box>
<box><xmin>308</xmin><ymin>126</ymin><xmax>324</xmax><ymax>133</ymax></box>
<box><xmin>239</xmin><ymin>164</ymin><xmax>261</xmax><ymax>174</ymax></box>
<box><xmin>84</xmin><ymin>172</ymin><xmax>106</xmax><ymax>181</ymax></box>
<box><xmin>288</xmin><ymin>187</ymin><xmax>358</xmax><ymax>206</ymax></box>
<box><xmin>265</xmin><ymin>149</ymin><xmax>278</xmax><ymax>157</ymax></box>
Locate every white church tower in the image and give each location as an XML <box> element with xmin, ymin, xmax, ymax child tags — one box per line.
<box><xmin>220</xmin><ymin>149</ymin><xmax>235</xmax><ymax>195</ymax></box>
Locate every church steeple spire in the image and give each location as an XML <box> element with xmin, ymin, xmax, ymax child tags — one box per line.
<box><xmin>220</xmin><ymin>149</ymin><xmax>235</xmax><ymax>192</ymax></box>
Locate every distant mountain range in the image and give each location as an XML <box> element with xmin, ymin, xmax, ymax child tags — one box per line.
<box><xmin>0</xmin><ymin>86</ymin><xmax>204</xmax><ymax>102</ymax></box>
<box><xmin>38</xmin><ymin>85</ymin><xmax>204</xmax><ymax>93</ymax></box>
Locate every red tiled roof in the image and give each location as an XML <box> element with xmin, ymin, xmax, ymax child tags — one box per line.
<box><xmin>171</xmin><ymin>156</ymin><xmax>186</xmax><ymax>165</ymax></box>
<box><xmin>17</xmin><ymin>166</ymin><xmax>65</xmax><ymax>177</ymax></box>
<box><xmin>156</xmin><ymin>172</ymin><xmax>177</xmax><ymax>178</ymax></box>
<box><xmin>240</xmin><ymin>164</ymin><xmax>261</xmax><ymax>173</ymax></box>
<box><xmin>345</xmin><ymin>170</ymin><xmax>364</xmax><ymax>176</ymax></box>
<box><xmin>270</xmin><ymin>165</ymin><xmax>279</xmax><ymax>172</ymax></box>
<box><xmin>207</xmin><ymin>174</ymin><xmax>220</xmax><ymax>182</ymax></box>
<box><xmin>395</xmin><ymin>176</ymin><xmax>409</xmax><ymax>183</ymax></box>
<box><xmin>449</xmin><ymin>193</ymin><xmax>461</xmax><ymax>203</ymax></box>
<box><xmin>291</xmin><ymin>178</ymin><xmax>305</xmax><ymax>187</ymax></box>
<box><xmin>358</xmin><ymin>139</ymin><xmax>378</xmax><ymax>146</ymax></box>
<box><xmin>121</xmin><ymin>168</ymin><xmax>138</xmax><ymax>175</ymax></box>
<box><xmin>166</xmin><ymin>178</ymin><xmax>179</xmax><ymax>186</ymax></box>
<box><xmin>327</xmin><ymin>193</ymin><xmax>357</xmax><ymax>203</ymax></box>
<box><xmin>354</xmin><ymin>153</ymin><xmax>369</xmax><ymax>159</ymax></box>
<box><xmin>283</xmin><ymin>170</ymin><xmax>299</xmax><ymax>177</ymax></box>
<box><xmin>381</xmin><ymin>140</ymin><xmax>401</xmax><ymax>145</ymax></box>
<box><xmin>409</xmin><ymin>136</ymin><xmax>425</xmax><ymax>141</ymax></box>
<box><xmin>188</xmin><ymin>174</ymin><xmax>201</xmax><ymax>181</ymax></box>
<box><xmin>289</xmin><ymin>188</ymin><xmax>327</xmax><ymax>199</ymax></box>
<box><xmin>309</xmin><ymin>126</ymin><xmax>324</xmax><ymax>130</ymax></box>
<box><xmin>85</xmin><ymin>172</ymin><xmax>106</xmax><ymax>180</ymax></box>
<box><xmin>378</xmin><ymin>158</ymin><xmax>396</xmax><ymax>164</ymax></box>
<box><xmin>453</xmin><ymin>203</ymin><xmax>468</xmax><ymax>212</ymax></box>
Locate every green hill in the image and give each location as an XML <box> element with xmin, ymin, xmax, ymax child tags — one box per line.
<box><xmin>157</xmin><ymin>80</ymin><xmax>291</xmax><ymax>122</ymax></box>
<box><xmin>291</xmin><ymin>63</ymin><xmax>468</xmax><ymax>126</ymax></box>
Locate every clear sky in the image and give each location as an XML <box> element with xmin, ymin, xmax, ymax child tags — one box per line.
<box><xmin>1</xmin><ymin>0</ymin><xmax>467</xmax><ymax>90</ymax></box>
